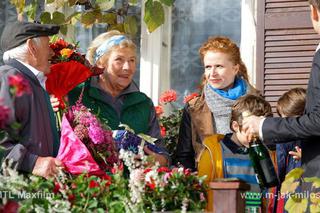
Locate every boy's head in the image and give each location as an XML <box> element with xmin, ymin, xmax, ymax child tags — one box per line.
<box><xmin>309</xmin><ymin>0</ymin><xmax>320</xmax><ymax>34</ymax></box>
<box><xmin>230</xmin><ymin>94</ymin><xmax>273</xmax><ymax>146</ymax></box>
<box><xmin>276</xmin><ymin>87</ymin><xmax>306</xmax><ymax>117</ymax></box>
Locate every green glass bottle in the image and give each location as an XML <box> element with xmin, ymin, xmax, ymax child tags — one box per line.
<box><xmin>248</xmin><ymin>137</ymin><xmax>279</xmax><ymax>188</ymax></box>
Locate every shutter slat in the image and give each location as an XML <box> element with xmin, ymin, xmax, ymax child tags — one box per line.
<box><xmin>265</xmin><ymin>85</ymin><xmax>308</xmax><ymax>90</ymax></box>
<box><xmin>266</xmin><ymin>40</ymin><xmax>318</xmax><ymax>46</ymax></box>
<box><xmin>265</xmin><ymin>74</ymin><xmax>310</xmax><ymax>79</ymax></box>
<box><xmin>266</xmin><ymin>51</ymin><xmax>314</xmax><ymax>57</ymax></box>
<box><xmin>265</xmin><ymin>79</ymin><xmax>309</xmax><ymax>85</ymax></box>
<box><xmin>265</xmin><ymin>68</ymin><xmax>310</xmax><ymax>74</ymax></box>
<box><xmin>265</xmin><ymin>57</ymin><xmax>313</xmax><ymax>63</ymax></box>
<box><xmin>265</xmin><ymin>45</ymin><xmax>317</xmax><ymax>52</ymax></box>
<box><xmin>266</xmin><ymin>0</ymin><xmax>310</xmax><ymax>2</ymax></box>
<box><xmin>265</xmin><ymin>62</ymin><xmax>310</xmax><ymax>68</ymax></box>
<box><xmin>265</xmin><ymin>34</ymin><xmax>319</xmax><ymax>41</ymax></box>
<box><xmin>266</xmin><ymin>2</ymin><xmax>308</xmax><ymax>8</ymax></box>
<box><xmin>266</xmin><ymin>29</ymin><xmax>315</xmax><ymax>36</ymax></box>
<box><xmin>266</xmin><ymin>7</ymin><xmax>309</xmax><ymax>13</ymax></box>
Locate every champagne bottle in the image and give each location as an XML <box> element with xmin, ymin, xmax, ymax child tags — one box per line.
<box><xmin>248</xmin><ymin>136</ymin><xmax>279</xmax><ymax>188</ymax></box>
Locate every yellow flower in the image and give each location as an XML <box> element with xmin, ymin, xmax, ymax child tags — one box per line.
<box><xmin>60</xmin><ymin>48</ymin><xmax>74</xmax><ymax>58</ymax></box>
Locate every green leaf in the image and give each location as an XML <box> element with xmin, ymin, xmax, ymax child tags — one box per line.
<box><xmin>280</xmin><ymin>178</ymin><xmax>299</xmax><ymax>194</ymax></box>
<box><xmin>285</xmin><ymin>194</ymin><xmax>308</xmax><ymax>213</ymax></box>
<box><xmin>96</xmin><ymin>0</ymin><xmax>115</xmax><ymax>10</ymax></box>
<box><xmin>285</xmin><ymin>168</ymin><xmax>304</xmax><ymax>180</ymax></box>
<box><xmin>40</xmin><ymin>11</ymin><xmax>52</xmax><ymax>24</ymax></box>
<box><xmin>81</xmin><ymin>11</ymin><xmax>97</xmax><ymax>28</ymax></box>
<box><xmin>159</xmin><ymin>0</ymin><xmax>174</xmax><ymax>6</ymax></box>
<box><xmin>129</xmin><ymin>0</ymin><xmax>138</xmax><ymax>6</ymax></box>
<box><xmin>65</xmin><ymin>12</ymin><xmax>81</xmax><ymax>23</ymax></box>
<box><xmin>144</xmin><ymin>0</ymin><xmax>165</xmax><ymax>33</ymax></box>
<box><xmin>60</xmin><ymin>25</ymin><xmax>68</xmax><ymax>35</ymax></box>
<box><xmin>98</xmin><ymin>13</ymin><xmax>117</xmax><ymax>24</ymax></box>
<box><xmin>52</xmin><ymin>11</ymin><xmax>65</xmax><ymax>25</ymax></box>
<box><xmin>124</xmin><ymin>16</ymin><xmax>138</xmax><ymax>36</ymax></box>
<box><xmin>46</xmin><ymin>0</ymin><xmax>55</xmax><ymax>3</ymax></box>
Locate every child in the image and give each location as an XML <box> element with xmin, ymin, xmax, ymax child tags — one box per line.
<box><xmin>275</xmin><ymin>88</ymin><xmax>306</xmax><ymax>212</ymax></box>
<box><xmin>276</xmin><ymin>88</ymin><xmax>305</xmax><ymax>182</ymax></box>
<box><xmin>197</xmin><ymin>94</ymin><xmax>273</xmax><ymax>212</ymax></box>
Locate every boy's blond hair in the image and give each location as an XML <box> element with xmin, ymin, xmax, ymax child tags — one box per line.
<box><xmin>230</xmin><ymin>94</ymin><xmax>273</xmax><ymax>131</ymax></box>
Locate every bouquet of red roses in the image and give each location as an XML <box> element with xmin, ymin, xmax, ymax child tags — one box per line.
<box><xmin>57</xmin><ymin>98</ymin><xmax>119</xmax><ymax>175</ymax></box>
<box><xmin>46</xmin><ymin>37</ymin><xmax>104</xmax><ymax>110</ymax></box>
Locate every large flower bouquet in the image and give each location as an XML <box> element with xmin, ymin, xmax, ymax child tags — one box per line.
<box><xmin>46</xmin><ymin>37</ymin><xmax>104</xmax><ymax>110</ymax></box>
<box><xmin>57</xmin><ymin>97</ymin><xmax>119</xmax><ymax>175</ymax></box>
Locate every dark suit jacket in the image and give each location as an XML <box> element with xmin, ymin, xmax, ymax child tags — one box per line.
<box><xmin>0</xmin><ymin>59</ymin><xmax>56</xmax><ymax>172</ymax></box>
<box><xmin>263</xmin><ymin>49</ymin><xmax>320</xmax><ymax>177</ymax></box>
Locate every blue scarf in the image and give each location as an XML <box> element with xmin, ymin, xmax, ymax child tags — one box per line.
<box><xmin>209</xmin><ymin>77</ymin><xmax>247</xmax><ymax>100</ymax></box>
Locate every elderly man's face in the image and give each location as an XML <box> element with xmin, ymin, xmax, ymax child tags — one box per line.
<box><xmin>34</xmin><ymin>36</ymin><xmax>52</xmax><ymax>74</ymax></box>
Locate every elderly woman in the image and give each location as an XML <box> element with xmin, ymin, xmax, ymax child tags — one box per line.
<box><xmin>68</xmin><ymin>30</ymin><xmax>168</xmax><ymax>166</ymax></box>
<box><xmin>175</xmin><ymin>36</ymin><xmax>258</xmax><ymax>171</ymax></box>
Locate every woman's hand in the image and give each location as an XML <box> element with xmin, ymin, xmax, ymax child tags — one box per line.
<box><xmin>144</xmin><ymin>146</ymin><xmax>168</xmax><ymax>167</ymax></box>
<box><xmin>50</xmin><ymin>95</ymin><xmax>60</xmax><ymax>112</ymax></box>
<box><xmin>288</xmin><ymin>146</ymin><xmax>302</xmax><ymax>161</ymax></box>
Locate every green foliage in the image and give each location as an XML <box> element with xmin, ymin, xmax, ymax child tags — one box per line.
<box><xmin>10</xmin><ymin>0</ymin><xmax>175</xmax><ymax>35</ymax></box>
<box><xmin>144</xmin><ymin>0</ymin><xmax>165</xmax><ymax>33</ymax></box>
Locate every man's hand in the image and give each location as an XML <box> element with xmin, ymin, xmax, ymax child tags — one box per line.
<box><xmin>50</xmin><ymin>95</ymin><xmax>60</xmax><ymax>112</ymax></box>
<box><xmin>144</xmin><ymin>146</ymin><xmax>168</xmax><ymax>167</ymax></box>
<box><xmin>32</xmin><ymin>156</ymin><xmax>63</xmax><ymax>179</ymax></box>
<box><xmin>242</xmin><ymin>115</ymin><xmax>264</xmax><ymax>144</ymax></box>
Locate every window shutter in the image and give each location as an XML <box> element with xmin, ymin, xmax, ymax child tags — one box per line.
<box><xmin>256</xmin><ymin>0</ymin><xmax>319</xmax><ymax>114</ymax></box>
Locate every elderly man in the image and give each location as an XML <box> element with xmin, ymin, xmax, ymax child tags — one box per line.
<box><xmin>0</xmin><ymin>21</ymin><xmax>61</xmax><ymax>179</ymax></box>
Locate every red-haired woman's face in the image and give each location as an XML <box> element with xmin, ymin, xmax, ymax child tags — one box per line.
<box><xmin>203</xmin><ymin>51</ymin><xmax>239</xmax><ymax>91</ymax></box>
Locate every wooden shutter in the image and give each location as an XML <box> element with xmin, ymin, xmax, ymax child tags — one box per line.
<box><xmin>256</xmin><ymin>0</ymin><xmax>320</xmax><ymax>114</ymax></box>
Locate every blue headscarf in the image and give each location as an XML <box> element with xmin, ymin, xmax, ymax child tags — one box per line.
<box><xmin>94</xmin><ymin>35</ymin><xmax>126</xmax><ymax>63</ymax></box>
<box><xmin>208</xmin><ymin>77</ymin><xmax>247</xmax><ymax>100</ymax></box>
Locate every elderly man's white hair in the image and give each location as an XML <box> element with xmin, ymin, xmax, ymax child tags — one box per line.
<box><xmin>3</xmin><ymin>37</ymin><xmax>42</xmax><ymax>63</ymax></box>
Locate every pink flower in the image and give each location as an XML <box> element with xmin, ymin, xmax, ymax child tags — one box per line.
<box><xmin>88</xmin><ymin>123</ymin><xmax>105</xmax><ymax>144</ymax></box>
<box><xmin>0</xmin><ymin>104</ymin><xmax>10</xmax><ymax>129</ymax></box>
<box><xmin>183</xmin><ymin>92</ymin><xmax>199</xmax><ymax>103</ymax></box>
<box><xmin>159</xmin><ymin>90</ymin><xmax>177</xmax><ymax>104</ymax></box>
<box><xmin>155</xmin><ymin>105</ymin><xmax>164</xmax><ymax>117</ymax></box>
<box><xmin>8</xmin><ymin>74</ymin><xmax>31</xmax><ymax>97</ymax></box>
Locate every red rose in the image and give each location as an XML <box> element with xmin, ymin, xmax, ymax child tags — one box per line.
<box><xmin>89</xmin><ymin>180</ymin><xmax>99</xmax><ymax>188</ymax></box>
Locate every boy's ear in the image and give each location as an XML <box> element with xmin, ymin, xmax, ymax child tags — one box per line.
<box><xmin>231</xmin><ymin>121</ymin><xmax>240</xmax><ymax>132</ymax></box>
<box><xmin>311</xmin><ymin>5</ymin><xmax>319</xmax><ymax>22</ymax></box>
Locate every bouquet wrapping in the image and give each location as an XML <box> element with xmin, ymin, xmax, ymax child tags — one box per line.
<box><xmin>57</xmin><ymin>114</ymin><xmax>104</xmax><ymax>175</ymax></box>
